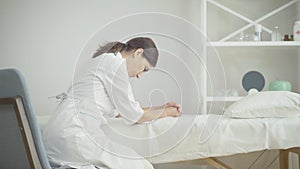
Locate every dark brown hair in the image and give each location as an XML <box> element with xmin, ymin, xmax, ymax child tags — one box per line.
<box><xmin>92</xmin><ymin>37</ymin><xmax>159</xmax><ymax>67</ymax></box>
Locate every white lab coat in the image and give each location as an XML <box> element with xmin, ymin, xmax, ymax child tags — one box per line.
<box><xmin>42</xmin><ymin>53</ymin><xmax>151</xmax><ymax>169</ymax></box>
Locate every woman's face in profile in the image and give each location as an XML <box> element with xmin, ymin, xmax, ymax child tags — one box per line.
<box><xmin>125</xmin><ymin>48</ymin><xmax>152</xmax><ymax>78</ymax></box>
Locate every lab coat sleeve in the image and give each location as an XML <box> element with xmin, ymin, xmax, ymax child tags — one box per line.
<box><xmin>102</xmin><ymin>58</ymin><xmax>144</xmax><ymax>125</ymax></box>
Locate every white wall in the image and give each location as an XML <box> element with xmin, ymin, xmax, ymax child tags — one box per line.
<box><xmin>0</xmin><ymin>1</ymin><xmax>202</xmax><ymax>169</ymax></box>
<box><xmin>0</xmin><ymin>0</ymin><xmax>202</xmax><ymax>116</ymax></box>
<box><xmin>298</xmin><ymin>1</ymin><xmax>300</xmax><ymax>92</ymax></box>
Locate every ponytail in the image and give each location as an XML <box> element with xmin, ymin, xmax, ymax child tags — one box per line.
<box><xmin>92</xmin><ymin>42</ymin><xmax>126</xmax><ymax>58</ymax></box>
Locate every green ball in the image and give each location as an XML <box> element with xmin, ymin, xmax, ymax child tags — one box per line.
<box><xmin>269</xmin><ymin>81</ymin><xmax>292</xmax><ymax>91</ymax></box>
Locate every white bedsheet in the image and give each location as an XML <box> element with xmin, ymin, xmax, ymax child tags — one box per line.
<box><xmin>105</xmin><ymin>114</ymin><xmax>300</xmax><ymax>164</ymax></box>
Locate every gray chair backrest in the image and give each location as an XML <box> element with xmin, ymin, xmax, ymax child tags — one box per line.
<box><xmin>0</xmin><ymin>68</ymin><xmax>51</xmax><ymax>169</ymax></box>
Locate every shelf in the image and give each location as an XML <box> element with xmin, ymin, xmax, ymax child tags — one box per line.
<box><xmin>201</xmin><ymin>0</ymin><xmax>299</xmax><ymax>114</ymax></box>
<box><xmin>209</xmin><ymin>41</ymin><xmax>300</xmax><ymax>47</ymax></box>
<box><xmin>206</xmin><ymin>96</ymin><xmax>243</xmax><ymax>102</ymax></box>
<box><xmin>206</xmin><ymin>0</ymin><xmax>299</xmax><ymax>42</ymax></box>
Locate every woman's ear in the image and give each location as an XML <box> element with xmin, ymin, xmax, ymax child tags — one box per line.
<box><xmin>133</xmin><ymin>48</ymin><xmax>144</xmax><ymax>58</ymax></box>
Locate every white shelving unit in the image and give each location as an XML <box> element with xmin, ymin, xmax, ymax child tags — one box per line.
<box><xmin>207</xmin><ymin>0</ymin><xmax>298</xmax><ymax>42</ymax></box>
<box><xmin>201</xmin><ymin>0</ymin><xmax>300</xmax><ymax>114</ymax></box>
<box><xmin>210</xmin><ymin>41</ymin><xmax>300</xmax><ymax>47</ymax></box>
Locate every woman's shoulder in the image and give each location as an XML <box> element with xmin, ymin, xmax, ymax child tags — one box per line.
<box><xmin>89</xmin><ymin>52</ymin><xmax>126</xmax><ymax>75</ymax></box>
<box><xmin>96</xmin><ymin>52</ymin><xmax>123</xmax><ymax>64</ymax></box>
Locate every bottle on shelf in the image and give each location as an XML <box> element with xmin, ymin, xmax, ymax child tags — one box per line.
<box><xmin>271</xmin><ymin>26</ymin><xmax>281</xmax><ymax>41</ymax></box>
<box><xmin>238</xmin><ymin>32</ymin><xmax>244</xmax><ymax>41</ymax></box>
<box><xmin>283</xmin><ymin>34</ymin><xmax>289</xmax><ymax>41</ymax></box>
<box><xmin>294</xmin><ymin>21</ymin><xmax>300</xmax><ymax>41</ymax></box>
<box><xmin>290</xmin><ymin>35</ymin><xmax>294</xmax><ymax>41</ymax></box>
<box><xmin>255</xmin><ymin>24</ymin><xmax>262</xmax><ymax>41</ymax></box>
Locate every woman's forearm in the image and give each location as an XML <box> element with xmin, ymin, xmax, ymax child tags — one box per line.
<box><xmin>137</xmin><ymin>107</ymin><xmax>167</xmax><ymax>123</ymax></box>
<box><xmin>137</xmin><ymin>106</ymin><xmax>181</xmax><ymax>123</ymax></box>
<box><xmin>115</xmin><ymin>102</ymin><xmax>181</xmax><ymax>123</ymax></box>
<box><xmin>141</xmin><ymin>102</ymin><xmax>181</xmax><ymax>115</ymax></box>
<box><xmin>115</xmin><ymin>106</ymin><xmax>166</xmax><ymax>120</ymax></box>
<box><xmin>142</xmin><ymin>105</ymin><xmax>164</xmax><ymax>111</ymax></box>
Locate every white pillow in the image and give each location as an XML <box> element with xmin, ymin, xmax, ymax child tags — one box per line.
<box><xmin>224</xmin><ymin>91</ymin><xmax>300</xmax><ymax>118</ymax></box>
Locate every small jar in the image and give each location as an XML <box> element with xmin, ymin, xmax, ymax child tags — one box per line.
<box><xmin>255</xmin><ymin>24</ymin><xmax>262</xmax><ymax>41</ymax></box>
<box><xmin>271</xmin><ymin>26</ymin><xmax>281</xmax><ymax>41</ymax></box>
<box><xmin>294</xmin><ymin>21</ymin><xmax>300</xmax><ymax>41</ymax></box>
<box><xmin>283</xmin><ymin>34</ymin><xmax>289</xmax><ymax>41</ymax></box>
<box><xmin>269</xmin><ymin>81</ymin><xmax>292</xmax><ymax>91</ymax></box>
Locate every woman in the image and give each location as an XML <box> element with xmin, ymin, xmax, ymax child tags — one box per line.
<box><xmin>42</xmin><ymin>37</ymin><xmax>182</xmax><ymax>169</ymax></box>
